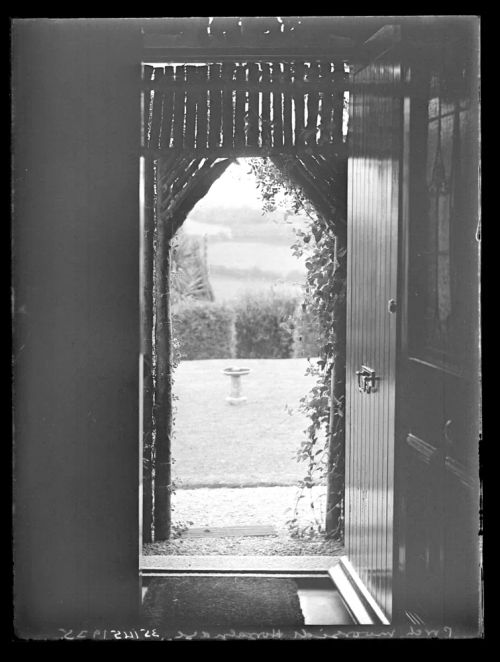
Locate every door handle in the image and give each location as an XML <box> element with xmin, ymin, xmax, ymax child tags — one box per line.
<box><xmin>443</xmin><ymin>419</ymin><xmax>454</xmax><ymax>448</ymax></box>
<box><xmin>356</xmin><ymin>365</ymin><xmax>380</xmax><ymax>394</ymax></box>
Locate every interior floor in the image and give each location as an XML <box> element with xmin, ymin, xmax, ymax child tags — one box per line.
<box><xmin>141</xmin><ymin>575</ymin><xmax>354</xmax><ymax>629</ymax></box>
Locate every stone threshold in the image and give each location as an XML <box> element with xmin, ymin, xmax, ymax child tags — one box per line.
<box><xmin>140</xmin><ymin>554</ymin><xmax>341</xmax><ymax>575</ymax></box>
<box><xmin>180</xmin><ymin>525</ymin><xmax>277</xmax><ymax>538</ymax></box>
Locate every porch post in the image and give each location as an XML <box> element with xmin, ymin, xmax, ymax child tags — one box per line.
<box><xmin>142</xmin><ymin>156</ymin><xmax>155</xmax><ymax>543</ymax></box>
<box><xmin>153</xmin><ymin>158</ymin><xmax>174</xmax><ymax>540</ymax></box>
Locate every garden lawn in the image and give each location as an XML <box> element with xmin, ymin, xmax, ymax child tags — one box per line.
<box><xmin>172</xmin><ymin>357</ymin><xmax>321</xmax><ymax>488</ymax></box>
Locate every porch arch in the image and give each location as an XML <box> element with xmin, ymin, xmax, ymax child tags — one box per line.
<box><xmin>141</xmin><ymin>60</ymin><xmax>349</xmax><ymax>541</ymax></box>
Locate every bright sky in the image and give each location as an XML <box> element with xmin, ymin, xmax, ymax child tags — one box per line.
<box><xmin>187</xmin><ymin>158</ymin><xmax>311</xmax><ymax>224</ymax></box>
<box><xmin>195</xmin><ymin>160</ymin><xmax>263</xmax><ymax>211</ymax></box>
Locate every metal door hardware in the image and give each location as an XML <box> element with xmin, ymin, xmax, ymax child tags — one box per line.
<box><xmin>356</xmin><ymin>365</ymin><xmax>380</xmax><ymax>394</ymax></box>
<box><xmin>443</xmin><ymin>419</ymin><xmax>454</xmax><ymax>447</ymax></box>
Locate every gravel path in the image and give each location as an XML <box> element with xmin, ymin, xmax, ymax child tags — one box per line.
<box><xmin>143</xmin><ymin>536</ymin><xmax>343</xmax><ymax>556</ymax></box>
<box><xmin>171</xmin><ymin>485</ymin><xmax>327</xmax><ymax>529</ymax></box>
<box><xmin>143</xmin><ymin>486</ymin><xmax>343</xmax><ymax>557</ymax></box>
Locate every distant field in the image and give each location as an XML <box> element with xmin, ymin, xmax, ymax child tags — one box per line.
<box><xmin>171</xmin><ymin>358</ymin><xmax>322</xmax><ymax>488</ymax></box>
<box><xmin>206</xmin><ymin>239</ymin><xmax>306</xmax><ymax>301</ymax></box>
<box><xmin>210</xmin><ymin>273</ymin><xmax>303</xmax><ymax>302</ymax></box>
<box><xmin>207</xmin><ymin>241</ymin><xmax>306</xmax><ymax>275</ymax></box>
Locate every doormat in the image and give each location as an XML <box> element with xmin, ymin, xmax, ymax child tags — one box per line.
<box><xmin>181</xmin><ymin>525</ymin><xmax>277</xmax><ymax>538</ymax></box>
<box><xmin>142</xmin><ymin>577</ymin><xmax>305</xmax><ymax>629</ymax></box>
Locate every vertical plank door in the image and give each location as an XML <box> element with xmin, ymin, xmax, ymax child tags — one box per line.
<box><xmin>344</xmin><ymin>39</ymin><xmax>403</xmax><ymax>622</ymax></box>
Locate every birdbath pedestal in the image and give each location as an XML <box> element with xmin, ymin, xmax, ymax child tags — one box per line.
<box><xmin>222</xmin><ymin>366</ymin><xmax>251</xmax><ymax>405</ymax></box>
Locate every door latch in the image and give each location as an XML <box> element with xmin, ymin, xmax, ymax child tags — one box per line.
<box><xmin>356</xmin><ymin>365</ymin><xmax>380</xmax><ymax>394</ymax></box>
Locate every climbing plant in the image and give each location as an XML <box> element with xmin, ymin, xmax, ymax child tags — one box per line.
<box><xmin>248</xmin><ymin>156</ymin><xmax>346</xmax><ymax>541</ymax></box>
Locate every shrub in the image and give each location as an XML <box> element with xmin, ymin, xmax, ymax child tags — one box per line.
<box><xmin>171</xmin><ymin>229</ymin><xmax>214</xmax><ymax>305</ymax></box>
<box><xmin>173</xmin><ymin>300</ymin><xmax>235</xmax><ymax>360</ymax></box>
<box><xmin>234</xmin><ymin>289</ymin><xmax>299</xmax><ymax>359</ymax></box>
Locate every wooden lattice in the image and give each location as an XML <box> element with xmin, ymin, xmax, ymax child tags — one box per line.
<box><xmin>143</xmin><ymin>61</ymin><xmax>348</xmax><ymax>157</ymax></box>
<box><xmin>155</xmin><ymin>154</ymin><xmax>233</xmax><ymax>236</ymax></box>
<box><xmin>144</xmin><ymin>69</ymin><xmax>348</xmax><ymax>540</ymax></box>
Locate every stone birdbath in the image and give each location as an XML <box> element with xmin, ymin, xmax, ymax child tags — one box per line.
<box><xmin>222</xmin><ymin>366</ymin><xmax>251</xmax><ymax>405</ymax></box>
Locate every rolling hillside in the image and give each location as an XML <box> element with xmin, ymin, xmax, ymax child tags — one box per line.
<box><xmin>182</xmin><ymin>161</ymin><xmax>309</xmax><ymax>302</ymax></box>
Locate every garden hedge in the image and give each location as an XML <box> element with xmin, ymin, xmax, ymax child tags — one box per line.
<box><xmin>234</xmin><ymin>290</ymin><xmax>298</xmax><ymax>359</ymax></box>
<box><xmin>173</xmin><ymin>300</ymin><xmax>235</xmax><ymax>360</ymax></box>
<box><xmin>172</xmin><ymin>291</ymin><xmax>322</xmax><ymax>361</ymax></box>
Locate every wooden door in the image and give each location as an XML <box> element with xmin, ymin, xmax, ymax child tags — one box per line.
<box><xmin>396</xmin><ymin>32</ymin><xmax>480</xmax><ymax>629</ymax></box>
<box><xmin>344</xmin><ymin>49</ymin><xmax>402</xmax><ymax>621</ymax></box>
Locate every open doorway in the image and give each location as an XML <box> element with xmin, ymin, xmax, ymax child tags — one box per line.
<box><xmin>144</xmin><ymin>158</ymin><xmax>342</xmax><ymax>558</ymax></box>
<box><xmin>140</xmin><ymin>151</ymin><xmax>352</xmax><ymax>627</ymax></box>
<box><xmin>140</xmin><ymin>56</ymin><xmax>349</xmax><ymax>567</ymax></box>
<box><xmin>139</xmin><ymin>53</ymin><xmax>353</xmax><ymax>627</ymax></box>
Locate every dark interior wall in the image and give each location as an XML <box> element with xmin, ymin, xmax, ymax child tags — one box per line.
<box><xmin>13</xmin><ymin>19</ymin><xmax>142</xmax><ymax>636</ymax></box>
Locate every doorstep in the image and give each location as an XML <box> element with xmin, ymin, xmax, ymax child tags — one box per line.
<box><xmin>180</xmin><ymin>525</ymin><xmax>277</xmax><ymax>538</ymax></box>
<box><xmin>296</xmin><ymin>578</ymin><xmax>355</xmax><ymax>625</ymax></box>
<box><xmin>140</xmin><ymin>554</ymin><xmax>341</xmax><ymax>576</ymax></box>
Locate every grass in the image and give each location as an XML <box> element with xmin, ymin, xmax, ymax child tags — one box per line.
<box><xmin>207</xmin><ymin>241</ymin><xmax>305</xmax><ymax>274</ymax></box>
<box><xmin>210</xmin><ymin>274</ymin><xmax>302</xmax><ymax>303</ymax></box>
<box><xmin>172</xmin><ymin>357</ymin><xmax>319</xmax><ymax>488</ymax></box>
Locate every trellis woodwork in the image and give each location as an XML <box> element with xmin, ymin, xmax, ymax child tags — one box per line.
<box><xmin>143</xmin><ymin>55</ymin><xmax>348</xmax><ymax>540</ymax></box>
<box><xmin>144</xmin><ymin>61</ymin><xmax>348</xmax><ymax>157</ymax></box>
<box><xmin>141</xmin><ymin>158</ymin><xmax>155</xmax><ymax>544</ymax></box>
